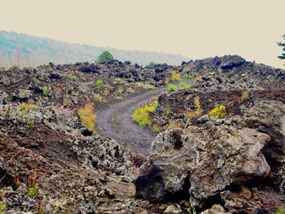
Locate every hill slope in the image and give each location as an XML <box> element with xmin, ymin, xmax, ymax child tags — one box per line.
<box><xmin>0</xmin><ymin>30</ymin><xmax>188</xmax><ymax>67</ymax></box>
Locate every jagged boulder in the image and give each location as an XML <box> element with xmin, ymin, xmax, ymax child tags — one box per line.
<box><xmin>135</xmin><ymin>125</ymin><xmax>271</xmax><ymax>207</ymax></box>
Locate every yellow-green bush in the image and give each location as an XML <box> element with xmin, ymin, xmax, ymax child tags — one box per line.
<box><xmin>172</xmin><ymin>72</ymin><xmax>181</xmax><ymax>81</ymax></box>
<box><xmin>78</xmin><ymin>104</ymin><xmax>96</xmax><ymax>130</ymax></box>
<box><xmin>133</xmin><ymin>100</ymin><xmax>158</xmax><ymax>126</ymax></box>
<box><xmin>208</xmin><ymin>105</ymin><xmax>226</xmax><ymax>119</ymax></box>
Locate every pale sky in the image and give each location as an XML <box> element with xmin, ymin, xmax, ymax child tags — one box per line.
<box><xmin>0</xmin><ymin>0</ymin><xmax>284</xmax><ymax>67</ymax></box>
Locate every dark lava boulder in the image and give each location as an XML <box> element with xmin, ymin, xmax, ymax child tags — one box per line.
<box><xmin>135</xmin><ymin>101</ymin><xmax>285</xmax><ymax>212</ymax></box>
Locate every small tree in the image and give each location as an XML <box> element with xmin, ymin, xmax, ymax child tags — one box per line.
<box><xmin>277</xmin><ymin>34</ymin><xmax>285</xmax><ymax>61</ymax></box>
<box><xmin>147</xmin><ymin>62</ymin><xmax>156</xmax><ymax>67</ymax></box>
<box><xmin>96</xmin><ymin>51</ymin><xmax>114</xmax><ymax>63</ymax></box>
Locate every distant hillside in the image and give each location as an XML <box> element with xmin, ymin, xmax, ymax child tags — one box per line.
<box><xmin>0</xmin><ymin>30</ymin><xmax>188</xmax><ymax>67</ymax></box>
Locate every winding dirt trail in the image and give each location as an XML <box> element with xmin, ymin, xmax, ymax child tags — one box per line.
<box><xmin>95</xmin><ymin>86</ymin><xmax>167</xmax><ymax>155</ymax></box>
<box><xmin>95</xmin><ymin>79</ymin><xmax>194</xmax><ymax>155</ymax></box>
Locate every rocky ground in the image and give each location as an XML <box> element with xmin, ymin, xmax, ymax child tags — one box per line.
<box><xmin>0</xmin><ymin>55</ymin><xmax>284</xmax><ymax>213</ymax></box>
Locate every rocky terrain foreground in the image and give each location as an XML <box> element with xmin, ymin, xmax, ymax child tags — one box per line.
<box><xmin>0</xmin><ymin>55</ymin><xmax>284</xmax><ymax>213</ymax></box>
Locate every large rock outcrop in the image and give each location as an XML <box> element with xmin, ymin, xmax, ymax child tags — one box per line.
<box><xmin>135</xmin><ymin>101</ymin><xmax>285</xmax><ymax>212</ymax></box>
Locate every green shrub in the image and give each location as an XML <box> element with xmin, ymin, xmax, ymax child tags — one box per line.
<box><xmin>78</xmin><ymin>104</ymin><xmax>96</xmax><ymax>131</ymax></box>
<box><xmin>117</xmin><ymin>88</ymin><xmax>124</xmax><ymax>94</ymax></box>
<box><xmin>104</xmin><ymin>89</ymin><xmax>110</xmax><ymax>95</ymax></box>
<box><xmin>133</xmin><ymin>100</ymin><xmax>158</xmax><ymax>126</ymax></box>
<box><xmin>172</xmin><ymin>72</ymin><xmax>181</xmax><ymax>81</ymax></box>
<box><xmin>168</xmin><ymin>84</ymin><xmax>176</xmax><ymax>92</ymax></box>
<box><xmin>147</xmin><ymin>62</ymin><xmax>156</xmax><ymax>67</ymax></box>
<box><xmin>208</xmin><ymin>105</ymin><xmax>226</xmax><ymax>119</ymax></box>
<box><xmin>127</xmin><ymin>88</ymin><xmax>134</xmax><ymax>93</ymax></box>
<box><xmin>96</xmin><ymin>51</ymin><xmax>114</xmax><ymax>63</ymax></box>
<box><xmin>28</xmin><ymin>187</ymin><xmax>37</xmax><ymax>197</ymax></box>
<box><xmin>96</xmin><ymin>80</ymin><xmax>103</xmax><ymax>86</ymax></box>
<box><xmin>68</xmin><ymin>74</ymin><xmax>77</xmax><ymax>80</ymax></box>
<box><xmin>136</xmin><ymin>82</ymin><xmax>146</xmax><ymax>88</ymax></box>
<box><xmin>94</xmin><ymin>94</ymin><xmax>103</xmax><ymax>102</ymax></box>
<box><xmin>42</xmin><ymin>86</ymin><xmax>50</xmax><ymax>96</ymax></box>
<box><xmin>194</xmin><ymin>72</ymin><xmax>199</xmax><ymax>77</ymax></box>
<box><xmin>146</xmin><ymin>84</ymin><xmax>156</xmax><ymax>90</ymax></box>
<box><xmin>184</xmin><ymin>74</ymin><xmax>192</xmax><ymax>79</ymax></box>
<box><xmin>179</xmin><ymin>82</ymin><xmax>187</xmax><ymax>89</ymax></box>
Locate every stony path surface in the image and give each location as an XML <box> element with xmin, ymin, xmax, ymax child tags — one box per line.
<box><xmin>95</xmin><ymin>79</ymin><xmax>194</xmax><ymax>155</ymax></box>
<box><xmin>95</xmin><ymin>86</ymin><xmax>167</xmax><ymax>155</ymax></box>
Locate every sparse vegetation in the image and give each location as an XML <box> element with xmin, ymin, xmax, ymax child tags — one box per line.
<box><xmin>172</xmin><ymin>72</ymin><xmax>181</xmax><ymax>81</ymax></box>
<box><xmin>146</xmin><ymin>84</ymin><xmax>156</xmax><ymax>90</ymax></box>
<box><xmin>42</xmin><ymin>86</ymin><xmax>50</xmax><ymax>96</ymax></box>
<box><xmin>166</xmin><ymin>106</ymin><xmax>172</xmax><ymax>115</ymax></box>
<box><xmin>104</xmin><ymin>88</ymin><xmax>110</xmax><ymax>96</ymax></box>
<box><xmin>136</xmin><ymin>82</ymin><xmax>145</xmax><ymax>88</ymax></box>
<box><xmin>19</xmin><ymin>103</ymin><xmax>38</xmax><ymax>114</ymax></box>
<box><xmin>133</xmin><ymin>100</ymin><xmax>158</xmax><ymax>126</ymax></box>
<box><xmin>117</xmin><ymin>88</ymin><xmax>124</xmax><ymax>94</ymax></box>
<box><xmin>94</xmin><ymin>94</ymin><xmax>103</xmax><ymax>102</ymax></box>
<box><xmin>147</xmin><ymin>62</ymin><xmax>156</xmax><ymax>67</ymax></box>
<box><xmin>275</xmin><ymin>206</ymin><xmax>285</xmax><ymax>214</ymax></box>
<box><xmin>127</xmin><ymin>87</ymin><xmax>134</xmax><ymax>94</ymax></box>
<box><xmin>208</xmin><ymin>105</ymin><xmax>226</xmax><ymax>119</ymax></box>
<box><xmin>136</xmin><ymin>82</ymin><xmax>156</xmax><ymax>90</ymax></box>
<box><xmin>168</xmin><ymin>84</ymin><xmax>176</xmax><ymax>92</ymax></box>
<box><xmin>67</xmin><ymin>74</ymin><xmax>77</xmax><ymax>80</ymax></box>
<box><xmin>96</xmin><ymin>79</ymin><xmax>103</xmax><ymax>86</ymax></box>
<box><xmin>78</xmin><ymin>103</ymin><xmax>96</xmax><ymax>131</ymax></box>
<box><xmin>241</xmin><ymin>90</ymin><xmax>249</xmax><ymax>102</ymax></box>
<box><xmin>27</xmin><ymin>172</ymin><xmax>38</xmax><ymax>198</ymax></box>
<box><xmin>184</xmin><ymin>73</ymin><xmax>192</xmax><ymax>79</ymax></box>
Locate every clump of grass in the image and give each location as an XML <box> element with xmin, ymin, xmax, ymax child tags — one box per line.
<box><xmin>78</xmin><ymin>103</ymin><xmax>96</xmax><ymax>131</ymax></box>
<box><xmin>27</xmin><ymin>172</ymin><xmax>38</xmax><ymax>198</ymax></box>
<box><xmin>19</xmin><ymin>103</ymin><xmax>38</xmax><ymax>114</ymax></box>
<box><xmin>172</xmin><ymin>72</ymin><xmax>181</xmax><ymax>81</ymax></box>
<box><xmin>146</xmin><ymin>84</ymin><xmax>156</xmax><ymax>90</ymax></box>
<box><xmin>208</xmin><ymin>105</ymin><xmax>226</xmax><ymax>119</ymax></box>
<box><xmin>241</xmin><ymin>90</ymin><xmax>249</xmax><ymax>102</ymax></box>
<box><xmin>151</xmin><ymin>124</ymin><xmax>161</xmax><ymax>132</ymax></box>
<box><xmin>218</xmin><ymin>68</ymin><xmax>222</xmax><ymax>74</ymax></box>
<box><xmin>168</xmin><ymin>84</ymin><xmax>176</xmax><ymax>92</ymax></box>
<box><xmin>63</xmin><ymin>99</ymin><xmax>70</xmax><ymax>106</ymax></box>
<box><xmin>194</xmin><ymin>72</ymin><xmax>199</xmax><ymax>77</ymax></box>
<box><xmin>20</xmin><ymin>102</ymin><xmax>28</xmax><ymax>113</ymax></box>
<box><xmin>68</xmin><ymin>74</ymin><xmax>77</xmax><ymax>80</ymax></box>
<box><xmin>133</xmin><ymin>100</ymin><xmax>158</xmax><ymax>126</ymax></box>
<box><xmin>104</xmin><ymin>89</ymin><xmax>110</xmax><ymax>96</ymax></box>
<box><xmin>135</xmin><ymin>82</ymin><xmax>156</xmax><ymax>90</ymax></box>
<box><xmin>136</xmin><ymin>82</ymin><xmax>146</xmax><ymax>88</ymax></box>
<box><xmin>96</xmin><ymin>80</ymin><xmax>103</xmax><ymax>86</ymax></box>
<box><xmin>184</xmin><ymin>74</ymin><xmax>192</xmax><ymax>79</ymax></box>
<box><xmin>117</xmin><ymin>88</ymin><xmax>124</xmax><ymax>94</ymax></box>
<box><xmin>127</xmin><ymin>88</ymin><xmax>134</xmax><ymax>93</ymax></box>
<box><xmin>147</xmin><ymin>62</ymin><xmax>156</xmax><ymax>67</ymax></box>
<box><xmin>166</xmin><ymin>106</ymin><xmax>172</xmax><ymax>115</ymax></box>
<box><xmin>94</xmin><ymin>94</ymin><xmax>103</xmax><ymax>102</ymax></box>
<box><xmin>105</xmin><ymin>84</ymin><xmax>111</xmax><ymax>89</ymax></box>
<box><xmin>113</xmin><ymin>78</ymin><xmax>123</xmax><ymax>85</ymax></box>
<box><xmin>179</xmin><ymin>82</ymin><xmax>188</xmax><ymax>89</ymax></box>
<box><xmin>42</xmin><ymin>86</ymin><xmax>50</xmax><ymax>96</ymax></box>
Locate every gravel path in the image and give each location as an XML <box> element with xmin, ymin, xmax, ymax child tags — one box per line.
<box><xmin>95</xmin><ymin>79</ymin><xmax>194</xmax><ymax>155</ymax></box>
<box><xmin>95</xmin><ymin>86</ymin><xmax>167</xmax><ymax>155</ymax></box>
